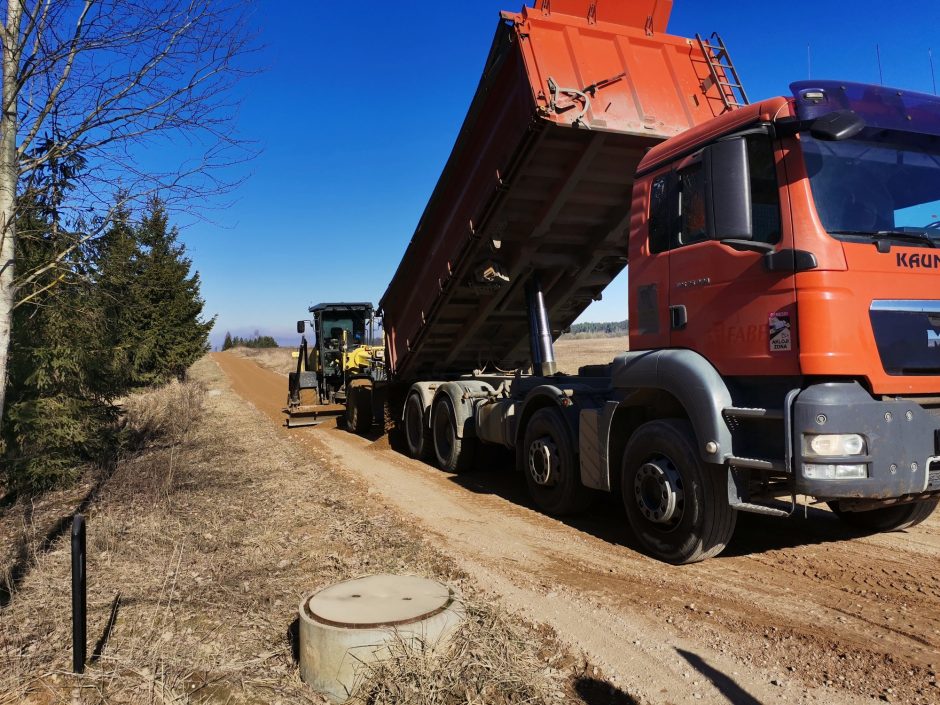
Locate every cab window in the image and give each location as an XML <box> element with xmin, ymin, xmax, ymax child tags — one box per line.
<box><xmin>647</xmin><ymin>132</ymin><xmax>782</xmax><ymax>251</ymax></box>
<box><xmin>648</xmin><ymin>174</ymin><xmax>674</xmax><ymax>254</ymax></box>
<box><xmin>746</xmin><ymin>133</ymin><xmax>781</xmax><ymax>244</ymax></box>
<box><xmin>678</xmin><ymin>163</ymin><xmax>707</xmax><ymax>247</ymax></box>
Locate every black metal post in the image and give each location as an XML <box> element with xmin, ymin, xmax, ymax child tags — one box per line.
<box><xmin>525</xmin><ymin>274</ymin><xmax>557</xmax><ymax>377</ymax></box>
<box><xmin>71</xmin><ymin>514</ymin><xmax>86</xmax><ymax>674</ymax></box>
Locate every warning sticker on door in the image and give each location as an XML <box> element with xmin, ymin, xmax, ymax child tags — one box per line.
<box><xmin>769</xmin><ymin>312</ymin><xmax>792</xmax><ymax>352</ymax></box>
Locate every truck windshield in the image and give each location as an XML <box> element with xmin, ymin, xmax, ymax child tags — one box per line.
<box><xmin>802</xmin><ymin>132</ymin><xmax>940</xmax><ymax>244</ymax></box>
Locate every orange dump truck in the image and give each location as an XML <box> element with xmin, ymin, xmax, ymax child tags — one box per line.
<box><xmin>364</xmin><ymin>0</ymin><xmax>940</xmax><ymax>563</ymax></box>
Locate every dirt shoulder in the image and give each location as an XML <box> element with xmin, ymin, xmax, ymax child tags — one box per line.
<box><xmin>0</xmin><ymin>357</ymin><xmax>609</xmax><ymax>704</ymax></box>
<box><xmin>212</xmin><ymin>352</ymin><xmax>940</xmax><ymax>705</ymax></box>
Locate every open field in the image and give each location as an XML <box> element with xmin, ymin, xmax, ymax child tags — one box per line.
<box><xmin>229</xmin><ymin>345</ymin><xmax>296</xmax><ymax>376</ymax></box>
<box><xmin>553</xmin><ymin>335</ymin><xmax>629</xmax><ymax>374</ymax></box>
<box><xmin>230</xmin><ymin>333</ymin><xmax>631</xmax><ymax>378</ymax></box>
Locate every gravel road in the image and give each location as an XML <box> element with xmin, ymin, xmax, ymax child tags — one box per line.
<box><xmin>213</xmin><ymin>352</ymin><xmax>940</xmax><ymax>705</ymax></box>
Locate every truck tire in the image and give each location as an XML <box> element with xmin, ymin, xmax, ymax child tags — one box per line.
<box><xmin>621</xmin><ymin>419</ymin><xmax>736</xmax><ymax>564</ymax></box>
<box><xmin>431</xmin><ymin>396</ymin><xmax>475</xmax><ymax>473</ymax></box>
<box><xmin>403</xmin><ymin>391</ymin><xmax>431</xmax><ymax>460</ymax></box>
<box><xmin>522</xmin><ymin>407</ymin><xmax>592</xmax><ymax>516</ymax></box>
<box><xmin>827</xmin><ymin>497</ymin><xmax>939</xmax><ymax>532</ymax></box>
<box><xmin>346</xmin><ymin>381</ymin><xmax>373</xmax><ymax>435</ymax></box>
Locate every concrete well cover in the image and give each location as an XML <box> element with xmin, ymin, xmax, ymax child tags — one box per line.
<box><xmin>306</xmin><ymin>574</ymin><xmax>452</xmax><ymax>629</ymax></box>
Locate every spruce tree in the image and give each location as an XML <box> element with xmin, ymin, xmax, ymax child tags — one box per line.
<box><xmin>132</xmin><ymin>196</ymin><xmax>214</xmax><ymax>383</ymax></box>
<box><xmin>222</xmin><ymin>331</ymin><xmax>233</xmax><ymax>351</ymax></box>
<box><xmin>3</xmin><ymin>200</ymin><xmax>117</xmax><ymax>491</ymax></box>
<box><xmin>96</xmin><ymin>198</ymin><xmax>142</xmax><ymax>391</ymax></box>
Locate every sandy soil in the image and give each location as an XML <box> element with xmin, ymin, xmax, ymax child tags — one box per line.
<box><xmin>213</xmin><ymin>351</ymin><xmax>940</xmax><ymax>705</ymax></box>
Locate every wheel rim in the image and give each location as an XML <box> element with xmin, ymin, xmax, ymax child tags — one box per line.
<box><xmin>528</xmin><ymin>436</ymin><xmax>559</xmax><ymax>487</ymax></box>
<box><xmin>634</xmin><ymin>455</ymin><xmax>684</xmax><ymax>529</ymax></box>
<box><xmin>433</xmin><ymin>402</ymin><xmax>455</xmax><ymax>460</ymax></box>
<box><xmin>405</xmin><ymin>397</ymin><xmax>422</xmax><ymax>451</ymax></box>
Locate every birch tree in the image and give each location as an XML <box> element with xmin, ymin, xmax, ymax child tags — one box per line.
<box><xmin>0</xmin><ymin>0</ymin><xmax>252</xmax><ymax>422</ymax></box>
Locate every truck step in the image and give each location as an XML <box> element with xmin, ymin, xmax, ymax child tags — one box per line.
<box><xmin>724</xmin><ymin>406</ymin><xmax>784</xmax><ymax>420</ymax></box>
<box><xmin>730</xmin><ymin>501</ymin><xmax>792</xmax><ymax>518</ymax></box>
<box><xmin>727</xmin><ymin>455</ymin><xmax>785</xmax><ymax>472</ymax></box>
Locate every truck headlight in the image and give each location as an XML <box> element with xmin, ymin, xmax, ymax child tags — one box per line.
<box><xmin>802</xmin><ymin>433</ymin><xmax>867</xmax><ymax>457</ymax></box>
<box><xmin>803</xmin><ymin>463</ymin><xmax>868</xmax><ymax>479</ymax></box>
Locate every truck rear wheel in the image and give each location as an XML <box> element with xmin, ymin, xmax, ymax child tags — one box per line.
<box><xmin>431</xmin><ymin>396</ymin><xmax>475</xmax><ymax>473</ymax></box>
<box><xmin>827</xmin><ymin>497</ymin><xmax>939</xmax><ymax>532</ymax></box>
<box><xmin>346</xmin><ymin>381</ymin><xmax>373</xmax><ymax>435</ymax></box>
<box><xmin>522</xmin><ymin>407</ymin><xmax>591</xmax><ymax>516</ymax></box>
<box><xmin>621</xmin><ymin>419</ymin><xmax>736</xmax><ymax>564</ymax></box>
<box><xmin>403</xmin><ymin>392</ymin><xmax>431</xmax><ymax>460</ymax></box>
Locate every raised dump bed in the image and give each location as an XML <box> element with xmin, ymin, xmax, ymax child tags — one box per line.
<box><xmin>381</xmin><ymin>0</ymin><xmax>742</xmax><ymax>379</ymax></box>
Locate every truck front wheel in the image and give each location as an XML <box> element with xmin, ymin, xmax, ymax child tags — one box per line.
<box><xmin>522</xmin><ymin>407</ymin><xmax>591</xmax><ymax>516</ymax></box>
<box><xmin>621</xmin><ymin>419</ymin><xmax>736</xmax><ymax>564</ymax></box>
<box><xmin>827</xmin><ymin>497</ymin><xmax>938</xmax><ymax>532</ymax></box>
<box><xmin>403</xmin><ymin>392</ymin><xmax>431</xmax><ymax>460</ymax></box>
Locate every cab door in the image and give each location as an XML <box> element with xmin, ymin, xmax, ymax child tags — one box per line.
<box><xmin>667</xmin><ymin>132</ymin><xmax>800</xmax><ymax>377</ymax></box>
<box><xmin>628</xmin><ymin>171</ymin><xmax>674</xmax><ymax>350</ymax></box>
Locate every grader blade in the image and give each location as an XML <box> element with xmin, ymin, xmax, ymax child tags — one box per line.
<box><xmin>284</xmin><ymin>403</ymin><xmax>346</xmax><ymax>429</ymax></box>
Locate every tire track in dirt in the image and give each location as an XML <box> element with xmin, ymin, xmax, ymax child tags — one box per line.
<box><xmin>212</xmin><ymin>353</ymin><xmax>940</xmax><ymax>705</ymax></box>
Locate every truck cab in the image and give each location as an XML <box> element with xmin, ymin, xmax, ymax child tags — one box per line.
<box><xmin>612</xmin><ymin>80</ymin><xmax>940</xmax><ymax>560</ymax></box>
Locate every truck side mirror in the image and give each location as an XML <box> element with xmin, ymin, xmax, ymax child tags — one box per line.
<box><xmin>771</xmin><ymin>110</ymin><xmax>865</xmax><ymax>141</ymax></box>
<box><xmin>704</xmin><ymin>137</ymin><xmax>753</xmax><ymax>241</ymax></box>
<box><xmin>809</xmin><ymin>110</ymin><xmax>865</xmax><ymax>141</ymax></box>
<box><xmin>296</xmin><ymin>320</ymin><xmax>305</xmax><ymax>334</ymax></box>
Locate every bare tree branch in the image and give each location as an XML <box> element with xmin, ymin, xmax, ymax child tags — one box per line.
<box><xmin>0</xmin><ymin>0</ymin><xmax>257</xmax><ymax>421</ymax></box>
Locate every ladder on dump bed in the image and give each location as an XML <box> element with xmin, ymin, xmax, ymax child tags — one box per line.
<box><xmin>695</xmin><ymin>32</ymin><xmax>749</xmax><ymax>113</ymax></box>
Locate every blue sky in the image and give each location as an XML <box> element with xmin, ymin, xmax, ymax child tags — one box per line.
<box><xmin>184</xmin><ymin>1</ymin><xmax>940</xmax><ymax>347</ymax></box>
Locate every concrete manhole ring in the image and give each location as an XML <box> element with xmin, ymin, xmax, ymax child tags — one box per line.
<box><xmin>299</xmin><ymin>574</ymin><xmax>465</xmax><ymax>703</ymax></box>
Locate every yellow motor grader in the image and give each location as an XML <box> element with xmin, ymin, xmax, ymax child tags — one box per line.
<box><xmin>285</xmin><ymin>302</ymin><xmax>384</xmax><ymax>430</ymax></box>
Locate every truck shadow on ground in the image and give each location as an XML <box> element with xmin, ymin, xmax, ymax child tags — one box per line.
<box><xmin>676</xmin><ymin>648</ymin><xmax>765</xmax><ymax>705</ymax></box>
<box><xmin>440</xmin><ymin>448</ymin><xmax>879</xmax><ymax>560</ymax></box>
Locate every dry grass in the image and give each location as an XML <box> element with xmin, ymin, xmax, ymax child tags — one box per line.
<box><xmin>352</xmin><ymin>604</ymin><xmax>578</xmax><ymax>705</ymax></box>
<box><xmin>122</xmin><ymin>378</ymin><xmax>205</xmax><ymax>449</ymax></box>
<box><xmin>553</xmin><ymin>335</ymin><xmax>629</xmax><ymax>375</ymax></box>
<box><xmin>0</xmin><ymin>356</ymin><xmax>595</xmax><ymax>705</ymax></box>
<box><xmin>230</xmin><ymin>346</ymin><xmax>295</xmax><ymax>376</ymax></box>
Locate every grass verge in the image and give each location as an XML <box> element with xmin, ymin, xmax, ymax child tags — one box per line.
<box><xmin>0</xmin><ymin>356</ymin><xmax>615</xmax><ymax>705</ymax></box>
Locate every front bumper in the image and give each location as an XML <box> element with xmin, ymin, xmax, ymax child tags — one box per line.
<box><xmin>793</xmin><ymin>382</ymin><xmax>940</xmax><ymax>499</ymax></box>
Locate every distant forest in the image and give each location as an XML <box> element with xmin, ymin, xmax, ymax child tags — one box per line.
<box><xmin>566</xmin><ymin>320</ymin><xmax>628</xmax><ymax>337</ymax></box>
<box><xmin>222</xmin><ymin>333</ymin><xmax>279</xmax><ymax>350</ymax></box>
